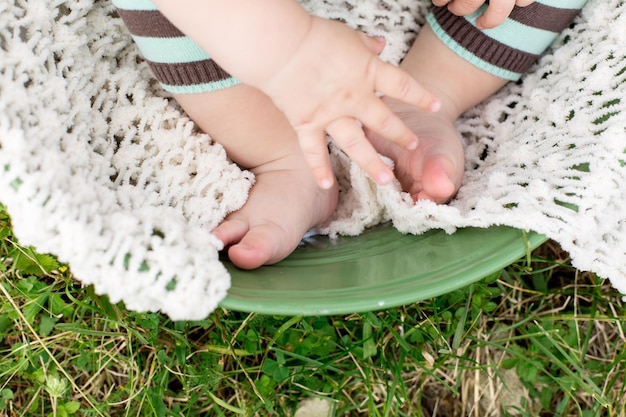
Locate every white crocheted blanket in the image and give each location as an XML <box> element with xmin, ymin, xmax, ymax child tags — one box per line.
<box><xmin>1</xmin><ymin>0</ymin><xmax>624</xmax><ymax>320</ymax></box>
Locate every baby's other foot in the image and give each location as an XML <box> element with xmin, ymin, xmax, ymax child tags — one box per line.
<box><xmin>368</xmin><ymin>98</ymin><xmax>465</xmax><ymax>203</ymax></box>
<box><xmin>212</xmin><ymin>155</ymin><xmax>338</xmax><ymax>269</ymax></box>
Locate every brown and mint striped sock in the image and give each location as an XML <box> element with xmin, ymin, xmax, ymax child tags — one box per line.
<box><xmin>113</xmin><ymin>0</ymin><xmax>239</xmax><ymax>94</ymax></box>
<box><xmin>427</xmin><ymin>0</ymin><xmax>588</xmax><ymax>80</ymax></box>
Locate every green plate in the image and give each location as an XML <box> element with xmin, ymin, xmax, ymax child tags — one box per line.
<box><xmin>219</xmin><ymin>225</ymin><xmax>546</xmax><ymax>315</ymax></box>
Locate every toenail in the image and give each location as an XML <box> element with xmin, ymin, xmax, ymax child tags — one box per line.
<box><xmin>319</xmin><ymin>178</ymin><xmax>334</xmax><ymax>189</ymax></box>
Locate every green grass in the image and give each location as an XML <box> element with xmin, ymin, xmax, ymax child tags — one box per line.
<box><xmin>1</xmin><ymin>203</ymin><xmax>625</xmax><ymax>416</ymax></box>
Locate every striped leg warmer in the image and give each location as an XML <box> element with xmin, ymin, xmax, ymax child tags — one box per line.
<box><xmin>426</xmin><ymin>0</ymin><xmax>588</xmax><ymax>80</ymax></box>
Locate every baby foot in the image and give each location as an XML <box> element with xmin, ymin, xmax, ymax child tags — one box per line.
<box><xmin>212</xmin><ymin>155</ymin><xmax>338</xmax><ymax>269</ymax></box>
<box><xmin>368</xmin><ymin>98</ymin><xmax>465</xmax><ymax>203</ymax></box>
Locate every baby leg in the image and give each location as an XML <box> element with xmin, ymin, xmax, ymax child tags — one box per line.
<box><xmin>370</xmin><ymin>1</ymin><xmax>588</xmax><ymax>202</ymax></box>
<box><xmin>115</xmin><ymin>2</ymin><xmax>338</xmax><ymax>269</ymax></box>
<box><xmin>175</xmin><ymin>87</ymin><xmax>339</xmax><ymax>270</ymax></box>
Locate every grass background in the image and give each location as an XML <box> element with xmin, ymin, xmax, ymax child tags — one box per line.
<box><xmin>1</xmin><ymin>202</ymin><xmax>625</xmax><ymax>417</ymax></box>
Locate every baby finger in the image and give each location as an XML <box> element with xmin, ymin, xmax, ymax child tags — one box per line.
<box><xmin>374</xmin><ymin>61</ymin><xmax>441</xmax><ymax>113</ymax></box>
<box><xmin>295</xmin><ymin>126</ymin><xmax>336</xmax><ymax>189</ymax></box>
<box><xmin>326</xmin><ymin>118</ymin><xmax>395</xmax><ymax>185</ymax></box>
<box><xmin>477</xmin><ymin>0</ymin><xmax>516</xmax><ymax>29</ymax></box>
<box><xmin>355</xmin><ymin>97</ymin><xmax>418</xmax><ymax>150</ymax></box>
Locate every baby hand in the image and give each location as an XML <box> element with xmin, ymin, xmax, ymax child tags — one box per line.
<box><xmin>259</xmin><ymin>17</ymin><xmax>441</xmax><ymax>189</ymax></box>
<box><xmin>432</xmin><ymin>0</ymin><xmax>536</xmax><ymax>29</ymax></box>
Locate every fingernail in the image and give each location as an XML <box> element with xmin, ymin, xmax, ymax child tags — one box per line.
<box><xmin>430</xmin><ymin>100</ymin><xmax>441</xmax><ymax>112</ymax></box>
<box><xmin>320</xmin><ymin>178</ymin><xmax>334</xmax><ymax>189</ymax></box>
<box><xmin>377</xmin><ymin>169</ymin><xmax>394</xmax><ymax>184</ymax></box>
<box><xmin>406</xmin><ymin>137</ymin><xmax>418</xmax><ymax>150</ymax></box>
